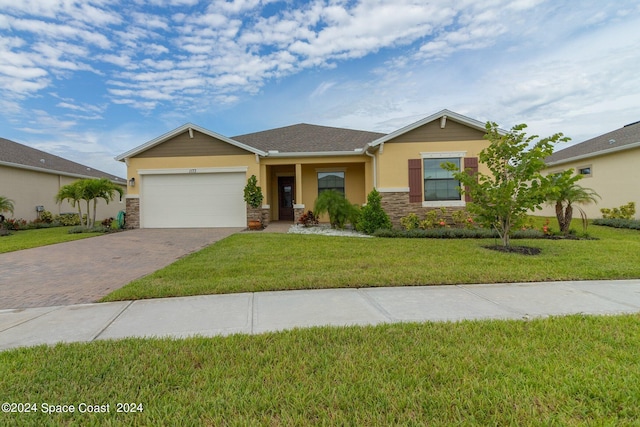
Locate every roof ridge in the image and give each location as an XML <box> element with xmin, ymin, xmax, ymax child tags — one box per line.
<box><xmin>232</xmin><ymin>122</ymin><xmax>386</xmax><ymax>139</ymax></box>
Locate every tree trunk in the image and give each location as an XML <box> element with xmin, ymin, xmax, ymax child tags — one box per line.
<box><xmin>93</xmin><ymin>199</ymin><xmax>98</xmax><ymax>229</ymax></box>
<box><xmin>85</xmin><ymin>201</ymin><xmax>91</xmax><ymax>228</ymax></box>
<box><xmin>500</xmin><ymin>217</ymin><xmax>510</xmax><ymax>247</ymax></box>
<box><xmin>555</xmin><ymin>201</ymin><xmax>566</xmax><ymax>234</ymax></box>
<box><xmin>77</xmin><ymin>205</ymin><xmax>83</xmax><ymax>227</ymax></box>
<box><xmin>562</xmin><ymin>204</ymin><xmax>573</xmax><ymax>235</ymax></box>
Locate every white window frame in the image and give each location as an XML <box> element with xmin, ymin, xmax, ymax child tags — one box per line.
<box><xmin>421</xmin><ymin>152</ymin><xmax>466</xmax><ymax>207</ymax></box>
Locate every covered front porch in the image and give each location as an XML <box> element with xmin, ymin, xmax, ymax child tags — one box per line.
<box><xmin>257</xmin><ymin>156</ymin><xmax>373</xmax><ymax>225</ymax></box>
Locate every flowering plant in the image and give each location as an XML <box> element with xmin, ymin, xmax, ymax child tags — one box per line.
<box><xmin>298</xmin><ymin>210</ymin><xmax>319</xmax><ymax>227</ymax></box>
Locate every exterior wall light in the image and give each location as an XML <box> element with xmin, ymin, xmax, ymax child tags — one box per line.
<box><xmin>129</xmin><ymin>177</ymin><xmax>135</xmax><ymax>187</ymax></box>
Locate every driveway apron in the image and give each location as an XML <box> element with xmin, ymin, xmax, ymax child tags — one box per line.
<box><xmin>0</xmin><ymin>228</ymin><xmax>242</xmax><ymax>309</ymax></box>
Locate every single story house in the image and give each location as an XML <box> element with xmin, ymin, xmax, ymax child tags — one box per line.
<box><xmin>0</xmin><ymin>137</ymin><xmax>126</xmax><ymax>221</ymax></box>
<box><xmin>116</xmin><ymin>109</ymin><xmax>495</xmax><ymax>228</ymax></box>
<box><xmin>541</xmin><ymin>120</ymin><xmax>640</xmax><ymax>220</ymax></box>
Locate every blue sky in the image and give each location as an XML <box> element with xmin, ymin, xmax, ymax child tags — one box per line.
<box><xmin>1</xmin><ymin>0</ymin><xmax>639</xmax><ymax>178</ymax></box>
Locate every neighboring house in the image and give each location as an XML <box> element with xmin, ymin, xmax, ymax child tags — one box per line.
<box><xmin>542</xmin><ymin>120</ymin><xmax>640</xmax><ymax>220</ymax></box>
<box><xmin>0</xmin><ymin>137</ymin><xmax>126</xmax><ymax>221</ymax></box>
<box><xmin>116</xmin><ymin>109</ymin><xmax>495</xmax><ymax>228</ymax></box>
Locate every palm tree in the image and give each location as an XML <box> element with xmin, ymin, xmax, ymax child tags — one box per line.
<box><xmin>85</xmin><ymin>178</ymin><xmax>124</xmax><ymax>228</ymax></box>
<box><xmin>56</xmin><ymin>179</ymin><xmax>124</xmax><ymax>229</ymax></box>
<box><xmin>0</xmin><ymin>196</ymin><xmax>14</xmax><ymax>234</ymax></box>
<box><xmin>0</xmin><ymin>196</ymin><xmax>14</xmax><ymax>216</ymax></box>
<box><xmin>547</xmin><ymin>172</ymin><xmax>600</xmax><ymax>235</ymax></box>
<box><xmin>56</xmin><ymin>182</ymin><xmax>85</xmax><ymax>227</ymax></box>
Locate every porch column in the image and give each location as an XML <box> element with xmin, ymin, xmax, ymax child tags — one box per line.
<box><xmin>259</xmin><ymin>163</ymin><xmax>270</xmax><ymax>226</ymax></box>
<box><xmin>260</xmin><ymin>163</ymin><xmax>268</xmax><ymax>205</ymax></box>
<box><xmin>294</xmin><ymin>163</ymin><xmax>304</xmax><ymax>222</ymax></box>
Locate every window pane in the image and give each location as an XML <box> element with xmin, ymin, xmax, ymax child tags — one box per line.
<box><xmin>579</xmin><ymin>167</ymin><xmax>591</xmax><ymax>175</ymax></box>
<box><xmin>423</xmin><ymin>158</ymin><xmax>460</xmax><ymax>201</ymax></box>
<box><xmin>423</xmin><ymin>158</ymin><xmax>458</xmax><ymax>179</ymax></box>
<box><xmin>318</xmin><ymin>172</ymin><xmax>345</xmax><ymax>194</ymax></box>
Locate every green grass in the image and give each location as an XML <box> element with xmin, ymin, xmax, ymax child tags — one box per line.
<box><xmin>102</xmin><ymin>221</ymin><xmax>640</xmax><ymax>302</ymax></box>
<box><xmin>2</xmin><ymin>314</ymin><xmax>639</xmax><ymax>425</ymax></box>
<box><xmin>0</xmin><ymin>227</ymin><xmax>103</xmax><ymax>253</ymax></box>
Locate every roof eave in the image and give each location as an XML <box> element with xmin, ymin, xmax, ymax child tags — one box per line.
<box><xmin>0</xmin><ymin>160</ymin><xmax>125</xmax><ymax>184</ymax></box>
<box><xmin>115</xmin><ymin>123</ymin><xmax>267</xmax><ymax>161</ymax></box>
<box><xmin>266</xmin><ymin>150</ymin><xmax>365</xmax><ymax>158</ymax></box>
<box><xmin>545</xmin><ymin>141</ymin><xmax>640</xmax><ymax>167</ymax></box>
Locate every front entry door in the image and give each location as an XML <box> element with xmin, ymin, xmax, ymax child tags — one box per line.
<box><xmin>278</xmin><ymin>176</ymin><xmax>294</xmax><ymax>221</ymax></box>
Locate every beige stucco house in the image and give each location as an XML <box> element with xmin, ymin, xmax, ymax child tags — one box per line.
<box><xmin>0</xmin><ymin>137</ymin><xmax>126</xmax><ymax>221</ymax></box>
<box><xmin>541</xmin><ymin>120</ymin><xmax>640</xmax><ymax>220</ymax></box>
<box><xmin>116</xmin><ymin>109</ymin><xmax>494</xmax><ymax>228</ymax></box>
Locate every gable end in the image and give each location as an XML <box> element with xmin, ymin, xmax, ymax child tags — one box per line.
<box><xmin>133</xmin><ymin>129</ymin><xmax>252</xmax><ymax>158</ymax></box>
<box><xmin>389</xmin><ymin>119</ymin><xmax>485</xmax><ymax>144</ymax></box>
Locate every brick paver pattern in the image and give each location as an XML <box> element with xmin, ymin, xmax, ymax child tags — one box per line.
<box><xmin>0</xmin><ymin>228</ymin><xmax>242</xmax><ymax>309</ymax></box>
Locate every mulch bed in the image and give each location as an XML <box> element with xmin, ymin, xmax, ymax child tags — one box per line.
<box><xmin>483</xmin><ymin>245</ymin><xmax>542</xmax><ymax>255</ymax></box>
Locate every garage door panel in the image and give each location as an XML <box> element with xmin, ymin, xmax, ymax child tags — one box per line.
<box><xmin>141</xmin><ymin>173</ymin><xmax>246</xmax><ymax>228</ymax></box>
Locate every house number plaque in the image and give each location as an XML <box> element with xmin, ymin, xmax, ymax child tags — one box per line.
<box><xmin>189</xmin><ymin>169</ymin><xmax>197</xmax><ymax>174</ymax></box>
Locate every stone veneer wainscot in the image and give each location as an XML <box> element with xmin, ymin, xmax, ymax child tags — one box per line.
<box><xmin>380</xmin><ymin>191</ymin><xmax>463</xmax><ymax>228</ymax></box>
<box><xmin>125</xmin><ymin>198</ymin><xmax>140</xmax><ymax>229</ymax></box>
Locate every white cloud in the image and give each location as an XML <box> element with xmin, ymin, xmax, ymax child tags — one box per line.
<box><xmin>1</xmin><ymin>0</ymin><xmax>640</xmax><ymax>174</ymax></box>
<box><xmin>309</xmin><ymin>81</ymin><xmax>336</xmax><ymax>98</ymax></box>
<box><xmin>99</xmin><ymin>53</ymin><xmax>135</xmax><ymax>68</ymax></box>
<box><xmin>6</xmin><ymin>17</ymin><xmax>112</xmax><ymax>49</ymax></box>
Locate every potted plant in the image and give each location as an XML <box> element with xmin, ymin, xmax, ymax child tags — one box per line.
<box><xmin>243</xmin><ymin>175</ymin><xmax>264</xmax><ymax>230</ymax></box>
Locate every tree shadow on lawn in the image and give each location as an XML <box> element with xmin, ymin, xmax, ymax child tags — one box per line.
<box><xmin>483</xmin><ymin>245</ymin><xmax>542</xmax><ymax>255</ymax></box>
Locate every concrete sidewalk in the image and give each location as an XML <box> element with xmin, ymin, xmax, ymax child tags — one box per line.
<box><xmin>2</xmin><ymin>279</ymin><xmax>640</xmax><ymax>351</ymax></box>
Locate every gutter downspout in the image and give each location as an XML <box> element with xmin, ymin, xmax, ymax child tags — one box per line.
<box><xmin>365</xmin><ymin>145</ymin><xmax>377</xmax><ymax>189</ymax></box>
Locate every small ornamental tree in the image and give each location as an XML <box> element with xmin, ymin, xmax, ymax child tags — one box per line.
<box><xmin>443</xmin><ymin>122</ymin><xmax>569</xmax><ymax>247</ymax></box>
<box><xmin>357</xmin><ymin>189</ymin><xmax>391</xmax><ymax>234</ymax></box>
<box><xmin>243</xmin><ymin>175</ymin><xmax>263</xmax><ymax>208</ymax></box>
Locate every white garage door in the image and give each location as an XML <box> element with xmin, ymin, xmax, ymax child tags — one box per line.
<box><xmin>141</xmin><ymin>172</ymin><xmax>246</xmax><ymax>228</ymax></box>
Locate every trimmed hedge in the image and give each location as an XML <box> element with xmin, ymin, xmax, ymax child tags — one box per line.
<box><xmin>373</xmin><ymin>228</ymin><xmax>545</xmax><ymax>239</ymax></box>
<box><xmin>592</xmin><ymin>218</ymin><xmax>640</xmax><ymax>230</ymax></box>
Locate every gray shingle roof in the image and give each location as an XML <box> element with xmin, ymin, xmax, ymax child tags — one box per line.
<box><xmin>0</xmin><ymin>137</ymin><xmax>125</xmax><ymax>182</ymax></box>
<box><xmin>546</xmin><ymin>120</ymin><xmax>640</xmax><ymax>165</ymax></box>
<box><xmin>232</xmin><ymin>123</ymin><xmax>386</xmax><ymax>153</ymax></box>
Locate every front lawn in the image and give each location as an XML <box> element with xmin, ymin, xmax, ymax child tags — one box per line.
<box><xmin>1</xmin><ymin>315</ymin><xmax>639</xmax><ymax>425</ymax></box>
<box><xmin>0</xmin><ymin>227</ymin><xmax>103</xmax><ymax>253</ymax></box>
<box><xmin>102</xmin><ymin>222</ymin><xmax>640</xmax><ymax>302</ymax></box>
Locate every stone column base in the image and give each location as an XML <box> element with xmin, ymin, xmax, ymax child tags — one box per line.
<box><xmin>247</xmin><ymin>205</ymin><xmax>271</xmax><ymax>227</ymax></box>
<box><xmin>125</xmin><ymin>198</ymin><xmax>140</xmax><ymax>229</ymax></box>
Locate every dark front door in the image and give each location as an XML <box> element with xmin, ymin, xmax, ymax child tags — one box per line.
<box><xmin>278</xmin><ymin>176</ymin><xmax>294</xmax><ymax>221</ymax></box>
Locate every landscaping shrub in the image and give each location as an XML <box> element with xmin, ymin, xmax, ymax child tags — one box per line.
<box><xmin>39</xmin><ymin>210</ymin><xmax>54</xmax><ymax>223</ymax></box>
<box><xmin>400</xmin><ymin>213</ymin><xmax>420</xmax><ymax>230</ymax></box>
<box><xmin>314</xmin><ymin>190</ymin><xmax>360</xmax><ymax>229</ymax></box>
<box><xmin>68</xmin><ymin>225</ymin><xmax>107</xmax><ymax>234</ymax></box>
<box><xmin>400</xmin><ymin>209</ymin><xmax>477</xmax><ymax>230</ymax></box>
<box><xmin>26</xmin><ymin>221</ymin><xmax>55</xmax><ymax>229</ymax></box>
<box><xmin>374</xmin><ymin>228</ymin><xmax>546</xmax><ymax>239</ymax></box>
<box><xmin>451</xmin><ymin>209</ymin><xmax>477</xmax><ymax>229</ymax></box>
<box><xmin>3</xmin><ymin>218</ymin><xmax>27</xmax><ymax>230</ymax></box>
<box><xmin>297</xmin><ymin>210</ymin><xmax>319</xmax><ymax>227</ymax></box>
<box><xmin>601</xmin><ymin>202</ymin><xmax>636</xmax><ymax>220</ymax></box>
<box><xmin>593</xmin><ymin>218</ymin><xmax>640</xmax><ymax>230</ymax></box>
<box><xmin>356</xmin><ymin>189</ymin><xmax>391</xmax><ymax>234</ymax></box>
<box><xmin>55</xmin><ymin>213</ymin><xmax>81</xmax><ymax>226</ymax></box>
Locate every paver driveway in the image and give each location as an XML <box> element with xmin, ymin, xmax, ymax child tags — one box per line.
<box><xmin>0</xmin><ymin>228</ymin><xmax>242</xmax><ymax>309</ymax></box>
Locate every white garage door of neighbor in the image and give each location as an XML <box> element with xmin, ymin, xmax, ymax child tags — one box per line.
<box><xmin>141</xmin><ymin>172</ymin><xmax>247</xmax><ymax>228</ymax></box>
